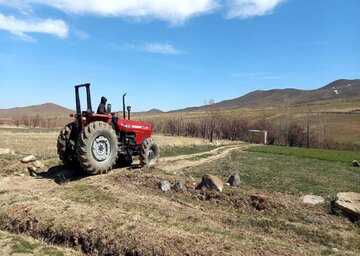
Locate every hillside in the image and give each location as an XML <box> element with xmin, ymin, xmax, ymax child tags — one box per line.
<box><xmin>147</xmin><ymin>108</ymin><xmax>164</xmax><ymax>114</ymax></box>
<box><xmin>171</xmin><ymin>79</ymin><xmax>360</xmax><ymax>112</ymax></box>
<box><xmin>0</xmin><ymin>103</ymin><xmax>73</xmax><ymax>119</ymax></box>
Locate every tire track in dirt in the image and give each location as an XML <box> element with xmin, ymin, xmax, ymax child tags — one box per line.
<box><xmin>159</xmin><ymin>143</ymin><xmax>251</xmax><ymax>173</ymax></box>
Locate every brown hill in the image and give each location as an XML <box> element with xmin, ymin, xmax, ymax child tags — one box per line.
<box><xmin>215</xmin><ymin>79</ymin><xmax>360</xmax><ymax>109</ymax></box>
<box><xmin>0</xmin><ymin>103</ymin><xmax>74</xmax><ymax>119</ymax></box>
<box><xmin>171</xmin><ymin>79</ymin><xmax>360</xmax><ymax>112</ymax></box>
<box><xmin>146</xmin><ymin>108</ymin><xmax>164</xmax><ymax>114</ymax></box>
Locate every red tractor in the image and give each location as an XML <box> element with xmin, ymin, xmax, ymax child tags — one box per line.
<box><xmin>57</xmin><ymin>83</ymin><xmax>160</xmax><ymax>175</ymax></box>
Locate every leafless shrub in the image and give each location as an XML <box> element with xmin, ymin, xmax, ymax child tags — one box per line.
<box><xmin>204</xmin><ymin>99</ymin><xmax>220</xmax><ymax>142</ymax></box>
<box><xmin>286</xmin><ymin>122</ymin><xmax>306</xmax><ymax>147</ymax></box>
<box><xmin>13</xmin><ymin>117</ymin><xmax>22</xmax><ymax>127</ymax></box>
<box><xmin>22</xmin><ymin>116</ymin><xmax>30</xmax><ymax>127</ymax></box>
<box><xmin>30</xmin><ymin>114</ymin><xmax>41</xmax><ymax>128</ymax></box>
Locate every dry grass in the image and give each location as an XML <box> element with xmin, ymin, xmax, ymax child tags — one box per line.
<box><xmin>0</xmin><ymin>130</ymin><xmax>58</xmax><ymax>158</ymax></box>
<box><xmin>0</xmin><ymin>128</ymin><xmax>359</xmax><ymax>255</ymax></box>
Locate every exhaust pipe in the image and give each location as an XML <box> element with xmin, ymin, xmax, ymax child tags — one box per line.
<box><xmin>122</xmin><ymin>93</ymin><xmax>127</xmax><ymax>119</ymax></box>
<box><xmin>127</xmin><ymin>106</ymin><xmax>131</xmax><ymax>120</ymax></box>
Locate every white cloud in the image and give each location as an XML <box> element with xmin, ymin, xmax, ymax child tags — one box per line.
<box><xmin>2</xmin><ymin>0</ymin><xmax>218</xmax><ymax>24</ymax></box>
<box><xmin>144</xmin><ymin>43</ymin><xmax>183</xmax><ymax>55</ymax></box>
<box><xmin>110</xmin><ymin>42</ymin><xmax>183</xmax><ymax>55</ymax></box>
<box><xmin>0</xmin><ymin>13</ymin><xmax>68</xmax><ymax>40</ymax></box>
<box><xmin>0</xmin><ymin>0</ymin><xmax>284</xmax><ymax>24</ymax></box>
<box><xmin>226</xmin><ymin>0</ymin><xmax>284</xmax><ymax>19</ymax></box>
<box><xmin>0</xmin><ymin>0</ymin><xmax>285</xmax><ymax>41</ymax></box>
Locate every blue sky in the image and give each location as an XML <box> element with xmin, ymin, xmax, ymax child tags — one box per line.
<box><xmin>0</xmin><ymin>0</ymin><xmax>359</xmax><ymax>112</ymax></box>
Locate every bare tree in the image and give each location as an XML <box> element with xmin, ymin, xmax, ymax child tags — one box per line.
<box><xmin>204</xmin><ymin>99</ymin><xmax>220</xmax><ymax>142</ymax></box>
<box><xmin>22</xmin><ymin>116</ymin><xmax>30</xmax><ymax>127</ymax></box>
<box><xmin>304</xmin><ymin>100</ymin><xmax>311</xmax><ymax>148</ymax></box>
<box><xmin>13</xmin><ymin>117</ymin><xmax>21</xmax><ymax>127</ymax></box>
<box><xmin>282</xmin><ymin>99</ymin><xmax>289</xmax><ymax>145</ymax></box>
<box><xmin>315</xmin><ymin>113</ymin><xmax>327</xmax><ymax>147</ymax></box>
<box><xmin>31</xmin><ymin>114</ymin><xmax>41</xmax><ymax>128</ymax></box>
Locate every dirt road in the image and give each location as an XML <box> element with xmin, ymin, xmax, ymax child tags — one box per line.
<box><xmin>159</xmin><ymin>143</ymin><xmax>250</xmax><ymax>173</ymax></box>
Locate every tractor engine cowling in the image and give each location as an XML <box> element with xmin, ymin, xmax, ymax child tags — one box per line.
<box><xmin>116</xmin><ymin>118</ymin><xmax>152</xmax><ymax>145</ymax></box>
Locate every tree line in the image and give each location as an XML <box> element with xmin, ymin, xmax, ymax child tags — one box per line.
<box><xmin>0</xmin><ymin>115</ymin><xmax>68</xmax><ymax>129</ymax></box>
<box><xmin>143</xmin><ymin>100</ymin><xmax>355</xmax><ymax>150</ymax></box>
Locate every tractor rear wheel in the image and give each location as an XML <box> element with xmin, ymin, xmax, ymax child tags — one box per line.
<box><xmin>139</xmin><ymin>138</ymin><xmax>160</xmax><ymax>167</ymax></box>
<box><xmin>57</xmin><ymin>122</ymin><xmax>78</xmax><ymax>166</ymax></box>
<box><xmin>76</xmin><ymin>121</ymin><xmax>118</xmax><ymax>175</ymax></box>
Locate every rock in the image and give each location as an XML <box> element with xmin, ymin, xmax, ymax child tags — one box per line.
<box><xmin>160</xmin><ymin>180</ymin><xmax>171</xmax><ymax>192</ymax></box>
<box><xmin>352</xmin><ymin>160</ymin><xmax>360</xmax><ymax>167</ymax></box>
<box><xmin>28</xmin><ymin>166</ymin><xmax>37</xmax><ymax>176</ymax></box>
<box><xmin>331</xmin><ymin>248</ymin><xmax>339</xmax><ymax>253</ymax></box>
<box><xmin>27</xmin><ymin>166</ymin><xmax>37</xmax><ymax>172</ymax></box>
<box><xmin>0</xmin><ymin>148</ymin><xmax>11</xmax><ymax>155</ymax></box>
<box><xmin>334</xmin><ymin>192</ymin><xmax>360</xmax><ymax>219</ymax></box>
<box><xmin>0</xmin><ymin>177</ymin><xmax>10</xmax><ymax>183</ymax></box>
<box><xmin>212</xmin><ymin>140</ymin><xmax>220</xmax><ymax>146</ymax></box>
<box><xmin>173</xmin><ymin>181</ymin><xmax>183</xmax><ymax>192</ymax></box>
<box><xmin>302</xmin><ymin>195</ymin><xmax>325</xmax><ymax>205</ymax></box>
<box><xmin>227</xmin><ymin>173</ymin><xmax>241</xmax><ymax>186</ymax></box>
<box><xmin>32</xmin><ymin>160</ymin><xmax>45</xmax><ymax>169</ymax></box>
<box><xmin>21</xmin><ymin>155</ymin><xmax>36</xmax><ymax>163</ymax></box>
<box><xmin>196</xmin><ymin>174</ymin><xmax>223</xmax><ymax>192</ymax></box>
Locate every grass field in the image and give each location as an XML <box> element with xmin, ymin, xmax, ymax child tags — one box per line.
<box><xmin>246</xmin><ymin>145</ymin><xmax>360</xmax><ymax>164</ymax></box>
<box><xmin>0</xmin><ymin>231</ymin><xmax>81</xmax><ymax>256</ymax></box>
<box><xmin>0</xmin><ymin>128</ymin><xmax>359</xmax><ymax>255</ymax></box>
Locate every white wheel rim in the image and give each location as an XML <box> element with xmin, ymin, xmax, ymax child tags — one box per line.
<box><xmin>91</xmin><ymin>135</ymin><xmax>111</xmax><ymax>162</ymax></box>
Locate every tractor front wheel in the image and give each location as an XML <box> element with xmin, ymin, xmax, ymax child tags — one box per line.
<box><xmin>139</xmin><ymin>138</ymin><xmax>160</xmax><ymax>167</ymax></box>
<box><xmin>76</xmin><ymin>121</ymin><xmax>118</xmax><ymax>175</ymax></box>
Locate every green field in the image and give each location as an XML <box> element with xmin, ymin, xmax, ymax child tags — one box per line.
<box><xmin>246</xmin><ymin>145</ymin><xmax>360</xmax><ymax>164</ymax></box>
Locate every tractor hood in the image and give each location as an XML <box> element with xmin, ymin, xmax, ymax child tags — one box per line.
<box><xmin>117</xmin><ymin>118</ymin><xmax>152</xmax><ymax>134</ymax></box>
<box><xmin>117</xmin><ymin>118</ymin><xmax>152</xmax><ymax>145</ymax></box>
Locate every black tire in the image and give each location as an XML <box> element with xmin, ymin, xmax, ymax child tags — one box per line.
<box><xmin>139</xmin><ymin>138</ymin><xmax>160</xmax><ymax>167</ymax></box>
<box><xmin>76</xmin><ymin>121</ymin><xmax>118</xmax><ymax>175</ymax></box>
<box><xmin>57</xmin><ymin>122</ymin><xmax>78</xmax><ymax>166</ymax></box>
<box><xmin>117</xmin><ymin>153</ymin><xmax>133</xmax><ymax>167</ymax></box>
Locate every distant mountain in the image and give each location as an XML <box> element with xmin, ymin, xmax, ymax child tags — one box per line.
<box><xmin>1</xmin><ymin>79</ymin><xmax>359</xmax><ymax>119</ymax></box>
<box><xmin>147</xmin><ymin>108</ymin><xmax>164</xmax><ymax>114</ymax></box>
<box><xmin>171</xmin><ymin>79</ymin><xmax>360</xmax><ymax>112</ymax></box>
<box><xmin>0</xmin><ymin>103</ymin><xmax>74</xmax><ymax>119</ymax></box>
